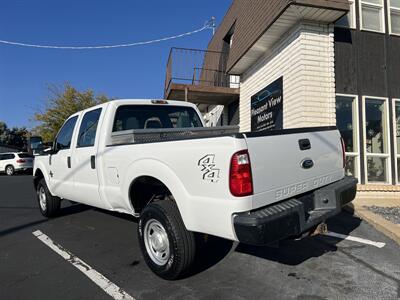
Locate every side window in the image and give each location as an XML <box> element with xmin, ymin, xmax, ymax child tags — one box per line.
<box><xmin>55</xmin><ymin>116</ymin><xmax>78</xmax><ymax>151</ymax></box>
<box><xmin>77</xmin><ymin>108</ymin><xmax>102</xmax><ymax>147</ymax></box>
<box><xmin>4</xmin><ymin>154</ymin><xmax>15</xmax><ymax>160</ymax></box>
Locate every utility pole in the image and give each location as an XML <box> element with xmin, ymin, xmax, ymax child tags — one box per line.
<box><xmin>211</xmin><ymin>16</ymin><xmax>216</xmax><ymax>35</ymax></box>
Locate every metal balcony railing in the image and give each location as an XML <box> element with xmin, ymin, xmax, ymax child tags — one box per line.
<box><xmin>164</xmin><ymin>47</ymin><xmax>239</xmax><ymax>97</ymax></box>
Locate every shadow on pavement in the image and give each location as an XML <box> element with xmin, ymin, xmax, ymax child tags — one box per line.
<box><xmin>235</xmin><ymin>211</ymin><xmax>362</xmax><ymax>266</ymax></box>
<box><xmin>187</xmin><ymin>235</ymin><xmax>234</xmax><ymax>277</ymax></box>
<box><xmin>79</xmin><ymin>206</ymin><xmax>363</xmax><ymax>276</ymax></box>
<box><xmin>0</xmin><ymin>218</ymin><xmax>50</xmax><ymax>238</ymax></box>
<box><xmin>19</xmin><ymin>201</ymin><xmax>362</xmax><ymax>277</ymax></box>
<box><xmin>0</xmin><ymin>203</ymin><xmax>90</xmax><ymax>238</ymax></box>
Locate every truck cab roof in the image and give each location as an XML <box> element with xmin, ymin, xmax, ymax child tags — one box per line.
<box><xmin>68</xmin><ymin>99</ymin><xmax>198</xmax><ymax>120</ymax></box>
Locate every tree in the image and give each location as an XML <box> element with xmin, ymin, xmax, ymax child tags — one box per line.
<box><xmin>0</xmin><ymin>121</ymin><xmax>8</xmax><ymax>142</ymax></box>
<box><xmin>33</xmin><ymin>84</ymin><xmax>112</xmax><ymax>142</ymax></box>
<box><xmin>0</xmin><ymin>121</ymin><xmax>28</xmax><ymax>149</ymax></box>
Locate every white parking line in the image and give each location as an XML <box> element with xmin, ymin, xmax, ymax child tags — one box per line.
<box><xmin>323</xmin><ymin>231</ymin><xmax>386</xmax><ymax>248</ymax></box>
<box><xmin>32</xmin><ymin>230</ymin><xmax>135</xmax><ymax>300</ymax></box>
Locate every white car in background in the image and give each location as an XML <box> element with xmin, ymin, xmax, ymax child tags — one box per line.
<box><xmin>0</xmin><ymin>152</ymin><xmax>34</xmax><ymax>175</ymax></box>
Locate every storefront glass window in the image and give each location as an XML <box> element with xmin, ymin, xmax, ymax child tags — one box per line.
<box><xmin>395</xmin><ymin>100</ymin><xmax>400</xmax><ymax>183</ymax></box>
<box><xmin>336</xmin><ymin>95</ymin><xmax>359</xmax><ymax>178</ymax></box>
<box><xmin>345</xmin><ymin>156</ymin><xmax>357</xmax><ymax>177</ymax></box>
<box><xmin>364</xmin><ymin>97</ymin><xmax>390</xmax><ymax>183</ymax></box>
<box><xmin>397</xmin><ymin>158</ymin><xmax>400</xmax><ymax>183</ymax></box>
<box><xmin>365</xmin><ymin>99</ymin><xmax>387</xmax><ymax>154</ymax></box>
<box><xmin>367</xmin><ymin>156</ymin><xmax>388</xmax><ymax>182</ymax></box>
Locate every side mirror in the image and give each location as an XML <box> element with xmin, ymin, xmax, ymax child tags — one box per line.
<box><xmin>43</xmin><ymin>147</ymin><xmax>53</xmax><ymax>154</ymax></box>
<box><xmin>51</xmin><ymin>141</ymin><xmax>59</xmax><ymax>154</ymax></box>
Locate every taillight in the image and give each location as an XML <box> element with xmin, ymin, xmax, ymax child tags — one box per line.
<box><xmin>16</xmin><ymin>159</ymin><xmax>26</xmax><ymax>164</ymax></box>
<box><xmin>340</xmin><ymin>137</ymin><xmax>346</xmax><ymax>168</ymax></box>
<box><xmin>229</xmin><ymin>150</ymin><xmax>253</xmax><ymax>197</ymax></box>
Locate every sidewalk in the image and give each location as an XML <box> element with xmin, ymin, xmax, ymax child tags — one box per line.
<box><xmin>345</xmin><ymin>195</ymin><xmax>400</xmax><ymax>245</ymax></box>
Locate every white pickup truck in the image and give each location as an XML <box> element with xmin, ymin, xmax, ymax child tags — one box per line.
<box><xmin>33</xmin><ymin>99</ymin><xmax>357</xmax><ymax>279</ymax></box>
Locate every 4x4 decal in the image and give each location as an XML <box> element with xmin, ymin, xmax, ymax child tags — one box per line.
<box><xmin>198</xmin><ymin>154</ymin><xmax>220</xmax><ymax>183</ymax></box>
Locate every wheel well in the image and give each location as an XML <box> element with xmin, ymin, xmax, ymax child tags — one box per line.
<box><xmin>34</xmin><ymin>169</ymin><xmax>44</xmax><ymax>190</ymax></box>
<box><xmin>129</xmin><ymin>176</ymin><xmax>172</xmax><ymax>214</ymax></box>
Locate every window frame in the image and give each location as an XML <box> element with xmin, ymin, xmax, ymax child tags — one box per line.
<box><xmin>76</xmin><ymin>108</ymin><xmax>102</xmax><ymax>148</ymax></box>
<box><xmin>388</xmin><ymin>0</ymin><xmax>400</xmax><ymax>35</ymax></box>
<box><xmin>336</xmin><ymin>0</ymin><xmax>357</xmax><ymax>29</ymax></box>
<box><xmin>393</xmin><ymin>98</ymin><xmax>400</xmax><ymax>185</ymax></box>
<box><xmin>362</xmin><ymin>96</ymin><xmax>392</xmax><ymax>184</ymax></box>
<box><xmin>359</xmin><ymin>0</ymin><xmax>386</xmax><ymax>33</ymax></box>
<box><xmin>336</xmin><ymin>93</ymin><xmax>361</xmax><ymax>180</ymax></box>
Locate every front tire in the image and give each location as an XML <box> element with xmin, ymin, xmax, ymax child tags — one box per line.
<box><xmin>5</xmin><ymin>165</ymin><xmax>14</xmax><ymax>176</ymax></box>
<box><xmin>138</xmin><ymin>199</ymin><xmax>196</xmax><ymax>280</ymax></box>
<box><xmin>37</xmin><ymin>178</ymin><xmax>61</xmax><ymax>217</ymax></box>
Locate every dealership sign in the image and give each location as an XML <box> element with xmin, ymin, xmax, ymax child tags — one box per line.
<box><xmin>251</xmin><ymin>77</ymin><xmax>283</xmax><ymax>132</ymax></box>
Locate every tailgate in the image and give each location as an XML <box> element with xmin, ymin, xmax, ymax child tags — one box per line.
<box><xmin>244</xmin><ymin>127</ymin><xmax>344</xmax><ymax>208</ymax></box>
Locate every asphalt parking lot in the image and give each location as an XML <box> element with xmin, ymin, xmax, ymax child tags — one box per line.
<box><xmin>1</xmin><ymin>175</ymin><xmax>399</xmax><ymax>300</ymax></box>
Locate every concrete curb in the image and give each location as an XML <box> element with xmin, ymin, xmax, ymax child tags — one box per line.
<box><xmin>344</xmin><ymin>204</ymin><xmax>400</xmax><ymax>245</ymax></box>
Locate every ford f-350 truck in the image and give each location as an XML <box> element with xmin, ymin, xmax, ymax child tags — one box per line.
<box><xmin>33</xmin><ymin>99</ymin><xmax>357</xmax><ymax>279</ymax></box>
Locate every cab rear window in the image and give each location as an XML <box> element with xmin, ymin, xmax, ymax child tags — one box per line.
<box><xmin>113</xmin><ymin>105</ymin><xmax>203</xmax><ymax>132</ymax></box>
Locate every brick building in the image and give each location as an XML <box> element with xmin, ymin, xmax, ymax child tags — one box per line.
<box><xmin>164</xmin><ymin>0</ymin><xmax>400</xmax><ymax>197</ymax></box>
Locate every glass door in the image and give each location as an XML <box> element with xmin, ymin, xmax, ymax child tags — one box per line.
<box><xmin>363</xmin><ymin>97</ymin><xmax>391</xmax><ymax>184</ymax></box>
<box><xmin>394</xmin><ymin>99</ymin><xmax>400</xmax><ymax>184</ymax></box>
<box><xmin>336</xmin><ymin>95</ymin><xmax>360</xmax><ymax>179</ymax></box>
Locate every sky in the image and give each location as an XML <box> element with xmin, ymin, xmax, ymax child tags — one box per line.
<box><xmin>0</xmin><ymin>0</ymin><xmax>231</xmax><ymax>129</ymax></box>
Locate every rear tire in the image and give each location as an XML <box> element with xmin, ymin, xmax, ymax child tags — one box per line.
<box><xmin>138</xmin><ymin>199</ymin><xmax>196</xmax><ymax>280</ymax></box>
<box><xmin>5</xmin><ymin>165</ymin><xmax>14</xmax><ymax>176</ymax></box>
<box><xmin>36</xmin><ymin>178</ymin><xmax>61</xmax><ymax>217</ymax></box>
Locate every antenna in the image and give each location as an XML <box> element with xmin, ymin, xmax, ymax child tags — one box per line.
<box><xmin>204</xmin><ymin>17</ymin><xmax>216</xmax><ymax>35</ymax></box>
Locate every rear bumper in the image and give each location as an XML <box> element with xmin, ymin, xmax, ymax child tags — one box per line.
<box><xmin>233</xmin><ymin>176</ymin><xmax>357</xmax><ymax>246</ymax></box>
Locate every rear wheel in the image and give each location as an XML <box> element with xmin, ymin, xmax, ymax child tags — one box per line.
<box><xmin>37</xmin><ymin>178</ymin><xmax>61</xmax><ymax>217</ymax></box>
<box><xmin>138</xmin><ymin>199</ymin><xmax>196</xmax><ymax>280</ymax></box>
<box><xmin>5</xmin><ymin>165</ymin><xmax>14</xmax><ymax>176</ymax></box>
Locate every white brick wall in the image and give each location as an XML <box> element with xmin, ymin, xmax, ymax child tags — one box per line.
<box><xmin>239</xmin><ymin>22</ymin><xmax>336</xmax><ymax>132</ymax></box>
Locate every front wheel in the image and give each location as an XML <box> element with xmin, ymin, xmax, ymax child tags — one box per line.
<box><xmin>138</xmin><ymin>200</ymin><xmax>196</xmax><ymax>280</ymax></box>
<box><xmin>5</xmin><ymin>165</ymin><xmax>14</xmax><ymax>176</ymax></box>
<box><xmin>37</xmin><ymin>178</ymin><xmax>61</xmax><ymax>217</ymax></box>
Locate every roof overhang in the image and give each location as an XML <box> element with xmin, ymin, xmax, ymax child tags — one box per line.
<box><xmin>229</xmin><ymin>3</ymin><xmax>348</xmax><ymax>74</ymax></box>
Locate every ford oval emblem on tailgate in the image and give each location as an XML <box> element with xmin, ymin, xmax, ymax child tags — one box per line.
<box><xmin>301</xmin><ymin>158</ymin><xmax>314</xmax><ymax>169</ymax></box>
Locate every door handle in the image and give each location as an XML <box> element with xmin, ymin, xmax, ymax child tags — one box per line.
<box><xmin>67</xmin><ymin>156</ymin><xmax>71</xmax><ymax>168</ymax></box>
<box><xmin>90</xmin><ymin>155</ymin><xmax>96</xmax><ymax>169</ymax></box>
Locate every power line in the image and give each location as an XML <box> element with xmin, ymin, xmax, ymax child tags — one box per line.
<box><xmin>0</xmin><ymin>19</ymin><xmax>214</xmax><ymax>50</ymax></box>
